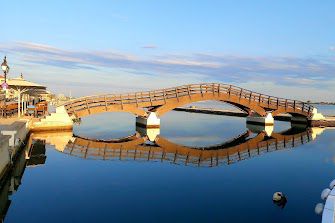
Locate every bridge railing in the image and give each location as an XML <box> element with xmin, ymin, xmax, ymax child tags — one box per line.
<box><xmin>64</xmin><ymin>83</ymin><xmax>314</xmax><ymax>116</ymax></box>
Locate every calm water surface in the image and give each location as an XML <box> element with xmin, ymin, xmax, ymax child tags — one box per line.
<box><xmin>3</xmin><ymin>108</ymin><xmax>335</xmax><ymax>223</ymax></box>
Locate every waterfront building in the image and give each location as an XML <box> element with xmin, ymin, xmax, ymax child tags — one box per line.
<box><xmin>0</xmin><ymin>75</ymin><xmax>48</xmax><ymax>117</ymax></box>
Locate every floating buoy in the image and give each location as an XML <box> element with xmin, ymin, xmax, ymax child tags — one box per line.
<box><xmin>273</xmin><ymin>192</ymin><xmax>285</xmax><ymax>202</ymax></box>
<box><xmin>315</xmin><ymin>203</ymin><xmax>324</xmax><ymax>215</ymax></box>
<box><xmin>321</xmin><ymin>188</ymin><xmax>331</xmax><ymax>200</ymax></box>
<box><xmin>273</xmin><ymin>192</ymin><xmax>287</xmax><ymax>208</ymax></box>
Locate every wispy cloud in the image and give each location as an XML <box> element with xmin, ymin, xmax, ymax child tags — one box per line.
<box><xmin>141</xmin><ymin>45</ymin><xmax>158</xmax><ymax>49</ymax></box>
<box><xmin>330</xmin><ymin>46</ymin><xmax>335</xmax><ymax>51</ymax></box>
<box><xmin>1</xmin><ymin>41</ymin><xmax>335</xmax><ymax>92</ymax></box>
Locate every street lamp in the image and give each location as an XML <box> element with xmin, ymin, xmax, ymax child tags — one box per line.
<box><xmin>1</xmin><ymin>56</ymin><xmax>9</xmax><ymax>118</ymax></box>
<box><xmin>1</xmin><ymin>56</ymin><xmax>9</xmax><ymax>90</ymax></box>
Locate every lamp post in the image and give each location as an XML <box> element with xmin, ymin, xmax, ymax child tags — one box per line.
<box><xmin>1</xmin><ymin>56</ymin><xmax>10</xmax><ymax>88</ymax></box>
<box><xmin>1</xmin><ymin>56</ymin><xmax>9</xmax><ymax>117</ymax></box>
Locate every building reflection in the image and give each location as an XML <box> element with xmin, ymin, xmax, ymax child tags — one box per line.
<box><xmin>30</xmin><ymin>126</ymin><xmax>325</xmax><ymax>168</ymax></box>
<box><xmin>0</xmin><ymin>138</ymin><xmax>46</xmax><ymax>222</ymax></box>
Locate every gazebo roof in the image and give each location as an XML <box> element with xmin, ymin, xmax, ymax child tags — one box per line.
<box><xmin>0</xmin><ymin>76</ymin><xmax>46</xmax><ymax>89</ymax></box>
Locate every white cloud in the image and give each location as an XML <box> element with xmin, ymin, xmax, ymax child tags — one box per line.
<box><xmin>1</xmin><ymin>41</ymin><xmax>334</xmax><ymax>101</ymax></box>
<box><xmin>141</xmin><ymin>45</ymin><xmax>158</xmax><ymax>49</ymax></box>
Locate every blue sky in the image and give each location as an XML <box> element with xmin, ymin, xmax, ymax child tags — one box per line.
<box><xmin>1</xmin><ymin>0</ymin><xmax>334</xmax><ymax>101</ymax></box>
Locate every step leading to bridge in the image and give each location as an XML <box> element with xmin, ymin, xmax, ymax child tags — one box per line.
<box><xmin>30</xmin><ymin>106</ymin><xmax>73</xmax><ymax>132</ymax></box>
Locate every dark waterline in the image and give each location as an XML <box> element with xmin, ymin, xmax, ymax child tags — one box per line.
<box><xmin>3</xmin><ymin>110</ymin><xmax>335</xmax><ymax>223</ymax></box>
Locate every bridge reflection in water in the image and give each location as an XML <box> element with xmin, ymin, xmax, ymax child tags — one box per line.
<box><xmin>30</xmin><ymin>126</ymin><xmax>325</xmax><ymax>168</ymax></box>
<box><xmin>0</xmin><ymin>127</ymin><xmax>325</xmax><ymax>221</ymax></box>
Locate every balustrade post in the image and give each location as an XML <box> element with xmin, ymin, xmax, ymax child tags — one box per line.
<box><xmin>85</xmin><ymin>98</ymin><xmax>90</xmax><ymax>114</ymax></box>
<box><xmin>276</xmin><ymin>98</ymin><xmax>279</xmax><ymax>109</ymax></box>
<box><xmin>228</xmin><ymin>85</ymin><xmax>232</xmax><ymax>98</ymax></box>
<box><xmin>187</xmin><ymin>85</ymin><xmax>191</xmax><ymax>99</ymax></box>
<box><xmin>175</xmin><ymin>88</ymin><xmax>179</xmax><ymax>102</ymax></box>
<box><xmin>104</xmin><ymin>96</ymin><xmax>108</xmax><ymax>111</ymax></box>
<box><xmin>162</xmin><ymin>89</ymin><xmax>166</xmax><ymax>103</ymax></box>
<box><xmin>149</xmin><ymin>91</ymin><xmax>153</xmax><ymax>105</ymax></box>
<box><xmin>135</xmin><ymin>93</ymin><xmax>139</xmax><ymax>107</ymax></box>
<box><xmin>120</xmin><ymin>94</ymin><xmax>123</xmax><ymax>109</ymax></box>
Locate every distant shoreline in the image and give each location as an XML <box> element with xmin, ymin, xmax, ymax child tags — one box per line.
<box><xmin>310</xmin><ymin>102</ymin><xmax>335</xmax><ymax>105</ymax></box>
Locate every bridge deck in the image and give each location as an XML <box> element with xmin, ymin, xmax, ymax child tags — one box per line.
<box><xmin>63</xmin><ymin>83</ymin><xmax>314</xmax><ymax>118</ymax></box>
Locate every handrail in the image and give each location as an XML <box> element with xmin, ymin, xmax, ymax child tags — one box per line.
<box><xmin>62</xmin><ymin>83</ymin><xmax>314</xmax><ymax>116</ymax></box>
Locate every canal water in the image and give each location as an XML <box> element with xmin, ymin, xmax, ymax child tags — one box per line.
<box><xmin>2</xmin><ymin>107</ymin><xmax>335</xmax><ymax>223</ymax></box>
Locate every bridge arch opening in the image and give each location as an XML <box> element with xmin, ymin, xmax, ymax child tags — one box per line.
<box><xmin>153</xmin><ymin>97</ymin><xmax>267</xmax><ymax>117</ymax></box>
<box><xmin>159</xmin><ymin>108</ymin><xmax>248</xmax><ymax>147</ymax></box>
<box><xmin>178</xmin><ymin>100</ymin><xmax>249</xmax><ymax>113</ymax></box>
<box><xmin>73</xmin><ymin>112</ymin><xmax>137</xmax><ymax>140</ymax></box>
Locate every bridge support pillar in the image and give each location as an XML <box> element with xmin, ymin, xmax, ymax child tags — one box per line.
<box><xmin>308</xmin><ymin>108</ymin><xmax>326</xmax><ymax>127</ymax></box>
<box><xmin>136</xmin><ymin>112</ymin><xmax>160</xmax><ymax>128</ymax></box>
<box><xmin>246</xmin><ymin>112</ymin><xmax>274</xmax><ymax>126</ymax></box>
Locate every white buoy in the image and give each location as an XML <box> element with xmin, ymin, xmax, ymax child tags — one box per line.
<box><xmin>329</xmin><ymin>179</ymin><xmax>335</xmax><ymax>189</ymax></box>
<box><xmin>273</xmin><ymin>192</ymin><xmax>284</xmax><ymax>202</ymax></box>
<box><xmin>315</xmin><ymin>203</ymin><xmax>324</xmax><ymax>215</ymax></box>
<box><xmin>321</xmin><ymin>188</ymin><xmax>331</xmax><ymax>200</ymax></box>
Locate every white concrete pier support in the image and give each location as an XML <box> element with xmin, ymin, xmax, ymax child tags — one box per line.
<box><xmin>246</xmin><ymin>112</ymin><xmax>274</xmax><ymax>126</ymax></box>
<box><xmin>310</xmin><ymin>108</ymin><xmax>325</xmax><ymax>121</ymax></box>
<box><xmin>308</xmin><ymin>108</ymin><xmax>326</xmax><ymax>124</ymax></box>
<box><xmin>136</xmin><ymin>112</ymin><xmax>160</xmax><ymax>128</ymax></box>
<box><xmin>136</xmin><ymin>126</ymin><xmax>160</xmax><ymax>142</ymax></box>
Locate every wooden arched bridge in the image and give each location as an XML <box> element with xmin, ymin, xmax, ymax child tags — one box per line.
<box><xmin>62</xmin><ymin>83</ymin><xmax>314</xmax><ymax>119</ymax></box>
<box><xmin>57</xmin><ymin>128</ymin><xmax>312</xmax><ymax>167</ymax></box>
